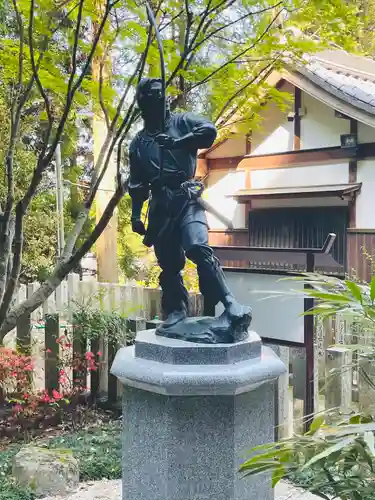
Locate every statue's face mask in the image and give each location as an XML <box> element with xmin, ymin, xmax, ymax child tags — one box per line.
<box><xmin>138</xmin><ymin>81</ymin><xmax>164</xmax><ymax>118</ymax></box>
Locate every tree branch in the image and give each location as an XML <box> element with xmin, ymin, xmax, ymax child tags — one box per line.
<box><xmin>62</xmin><ymin>27</ymin><xmax>150</xmax><ymax>261</ymax></box>
<box><xmin>0</xmin><ymin>182</ymin><xmax>127</xmax><ymax>341</ymax></box>
<box><xmin>191</xmin><ymin>8</ymin><xmax>285</xmax><ymax>90</ymax></box>
<box><xmin>191</xmin><ymin>2</ymin><xmax>283</xmax><ymax>52</ymax></box>
<box><xmin>159</xmin><ymin>8</ymin><xmax>184</xmax><ymax>34</ymax></box>
<box><xmin>214</xmin><ymin>62</ymin><xmax>275</xmax><ymax>123</ymax></box>
<box><xmin>98</xmin><ymin>58</ymin><xmax>111</xmax><ymax>129</ymax></box>
<box><xmin>0</xmin><ymin>217</ymin><xmax>15</xmax><ymax>306</ymax></box>
<box><xmin>0</xmin><ymin>206</ymin><xmax>23</xmax><ymax>327</ymax></box>
<box><xmin>45</xmin><ymin>0</ymin><xmax>115</xmax><ymax>168</ymax></box>
<box><xmin>29</xmin><ymin>0</ymin><xmax>53</xmax><ymax>145</ymax></box>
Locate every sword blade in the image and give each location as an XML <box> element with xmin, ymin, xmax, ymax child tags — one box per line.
<box><xmin>197</xmin><ymin>197</ymin><xmax>234</xmax><ymax>230</ymax></box>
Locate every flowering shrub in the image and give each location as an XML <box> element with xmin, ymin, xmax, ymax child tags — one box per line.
<box><xmin>0</xmin><ymin>329</ymin><xmax>101</xmax><ymax>420</ymax></box>
<box><xmin>0</xmin><ymin>348</ymin><xmax>34</xmax><ymax>399</ymax></box>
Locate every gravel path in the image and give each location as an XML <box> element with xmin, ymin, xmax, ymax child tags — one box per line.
<box><xmin>43</xmin><ymin>479</ymin><xmax>320</xmax><ymax>500</ymax></box>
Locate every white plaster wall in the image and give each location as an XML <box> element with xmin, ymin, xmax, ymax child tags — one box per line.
<box><xmin>207</xmin><ymin>137</ymin><xmax>246</xmax><ymax>158</ymax></box>
<box><xmin>356</xmin><ymin>160</ymin><xmax>375</xmax><ymax>228</ymax></box>
<box><xmin>204</xmin><ymin>170</ymin><xmax>246</xmax><ymax>229</ymax></box>
<box><xmin>251</xmin><ymin>101</ymin><xmax>294</xmax><ymax>155</ymax></box>
<box><xmin>250</xmin><ymin>163</ymin><xmax>349</xmax><ymax>190</ymax></box>
<box><xmin>358</xmin><ymin>122</ymin><xmax>375</xmax><ymax>143</ymax></box>
<box><xmin>300</xmin><ymin>93</ymin><xmax>349</xmax><ymax>149</ymax></box>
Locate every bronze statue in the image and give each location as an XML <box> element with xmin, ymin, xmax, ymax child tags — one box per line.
<box><xmin>128</xmin><ymin>78</ymin><xmax>251</xmax><ymax>343</ymax></box>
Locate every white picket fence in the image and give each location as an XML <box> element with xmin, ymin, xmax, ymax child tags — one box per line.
<box><xmin>3</xmin><ymin>274</ymin><xmax>203</xmax><ymax>396</ymax></box>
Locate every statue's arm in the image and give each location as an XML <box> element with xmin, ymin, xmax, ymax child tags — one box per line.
<box><xmin>128</xmin><ymin>140</ymin><xmax>149</xmax><ymax>222</ymax></box>
<box><xmin>174</xmin><ymin>112</ymin><xmax>217</xmax><ymax>150</ymax></box>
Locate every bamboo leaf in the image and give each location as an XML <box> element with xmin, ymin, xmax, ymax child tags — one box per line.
<box><xmin>345</xmin><ymin>280</ymin><xmax>363</xmax><ymax>303</ymax></box>
<box><xmin>307</xmin><ymin>415</ymin><xmax>325</xmax><ymax>435</ymax></box>
<box><xmin>371</xmin><ymin>276</ymin><xmax>375</xmax><ymax>303</ymax></box>
<box><xmin>305</xmin><ymin>291</ymin><xmax>354</xmax><ymax>303</ymax></box>
<box><xmin>271</xmin><ymin>465</ymin><xmax>285</xmax><ymax>487</ymax></box>
<box><xmin>363</xmin><ymin>431</ymin><xmax>375</xmax><ymax>455</ymax></box>
<box><xmin>301</xmin><ymin>436</ymin><xmax>356</xmax><ymax>470</ymax></box>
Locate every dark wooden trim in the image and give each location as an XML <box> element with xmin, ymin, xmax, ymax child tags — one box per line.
<box><xmin>347</xmin><ymin>228</ymin><xmax>375</xmax><ymax>234</ymax></box>
<box><xmin>238</xmin><ymin>142</ymin><xmax>375</xmax><ymax>170</ymax></box>
<box><xmin>350</xmin><ymin>118</ymin><xmax>358</xmax><ymax>137</ymax></box>
<box><xmin>209</xmin><ymin>229</ymin><xmax>248</xmax><ymax>233</ymax></box>
<box><xmin>245</xmin><ymin>132</ymin><xmax>252</xmax><ymax>155</ymax></box>
<box><xmin>348</xmin><ymin>119</ymin><xmax>358</xmax><ymax>228</ymax></box>
<box><xmin>347</xmin><ymin>231</ymin><xmax>375</xmax><ymax>282</ymax></box>
<box><xmin>208</xmin><ymin>229</ymin><xmax>248</xmax><ymax>248</ymax></box>
<box><xmin>304</xmin><ymin>252</ymin><xmax>315</xmax><ymax>431</ymax></box>
<box><xmin>263</xmin><ymin>338</ymin><xmax>305</xmax><ymax>348</ymax></box>
<box><xmin>349</xmin><ymin>160</ymin><xmax>357</xmax><ymax>184</ymax></box>
<box><xmin>206</xmin><ymin>156</ymin><xmax>243</xmax><ymax>170</ymax></box>
<box><xmin>294</xmin><ymin>87</ymin><xmax>301</xmax><ymax>150</ymax></box>
<box><xmin>222</xmin><ymin>266</ymin><xmax>343</xmax><ymax>280</ymax></box>
<box><xmin>234</xmin><ymin>187</ymin><xmax>359</xmax><ymax>202</ymax></box>
<box><xmin>222</xmin><ymin>267</ymin><xmax>301</xmax><ymax>277</ymax></box>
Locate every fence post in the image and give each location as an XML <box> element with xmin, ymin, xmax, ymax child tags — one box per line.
<box><xmin>127</xmin><ymin>317</ymin><xmax>146</xmax><ymax>335</ymax></box>
<box><xmin>16</xmin><ymin>284</ymin><xmax>30</xmax><ymax>353</ymax></box>
<box><xmin>90</xmin><ymin>337</ymin><xmax>100</xmax><ymax>403</ymax></box>
<box><xmin>107</xmin><ymin>340</ymin><xmax>118</xmax><ymax>405</ymax></box>
<box><xmin>16</xmin><ymin>313</ymin><xmax>31</xmax><ymax>353</ymax></box>
<box><xmin>358</xmin><ymin>354</ymin><xmax>375</xmax><ymax>415</ymax></box>
<box><xmin>45</xmin><ymin>314</ymin><xmax>60</xmax><ymax>393</ymax></box>
<box><xmin>325</xmin><ymin>347</ymin><xmax>352</xmax><ymax>421</ymax></box>
<box><xmin>68</xmin><ymin>274</ymin><xmax>86</xmax><ymax>392</ymax></box>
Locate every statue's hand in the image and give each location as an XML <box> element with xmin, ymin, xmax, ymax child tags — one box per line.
<box><xmin>155</xmin><ymin>133</ymin><xmax>176</xmax><ymax>150</ymax></box>
<box><xmin>131</xmin><ymin>218</ymin><xmax>146</xmax><ymax>235</ymax></box>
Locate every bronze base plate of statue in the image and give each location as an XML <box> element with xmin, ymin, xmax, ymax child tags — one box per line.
<box><xmin>154</xmin><ymin>309</ymin><xmax>251</xmax><ymax>344</ymax></box>
<box><xmin>128</xmin><ymin>78</ymin><xmax>252</xmax><ymax>344</ymax></box>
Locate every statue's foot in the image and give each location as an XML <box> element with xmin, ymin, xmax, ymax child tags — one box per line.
<box><xmin>158</xmin><ymin>309</ymin><xmax>187</xmax><ymax>330</ymax></box>
<box><xmin>223</xmin><ymin>295</ymin><xmax>252</xmax><ymax>340</ymax></box>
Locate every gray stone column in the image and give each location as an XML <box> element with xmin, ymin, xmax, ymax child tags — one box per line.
<box><xmin>111</xmin><ymin>330</ymin><xmax>286</xmax><ymax>500</ymax></box>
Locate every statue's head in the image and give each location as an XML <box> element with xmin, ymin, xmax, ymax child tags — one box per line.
<box><xmin>136</xmin><ymin>78</ymin><xmax>167</xmax><ymax>121</ymax></box>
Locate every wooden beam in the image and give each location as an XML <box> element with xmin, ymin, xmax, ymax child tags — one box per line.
<box><xmin>348</xmin><ymin>119</ymin><xmax>358</xmax><ymax>228</ymax></box>
<box><xmin>196</xmin><ymin>157</ymin><xmax>208</xmax><ymax>178</ymax></box>
<box><xmin>347</xmin><ymin>228</ymin><xmax>375</xmax><ymax>234</ymax></box>
<box><xmin>245</xmin><ymin>132</ymin><xmax>252</xmax><ymax>155</ymax></box>
<box><xmin>238</xmin><ymin>142</ymin><xmax>375</xmax><ymax>170</ymax></box>
<box><xmin>233</xmin><ymin>188</ymin><xmax>358</xmax><ymax>202</ymax></box>
<box><xmin>207</xmin><ymin>156</ymin><xmax>244</xmax><ymax>170</ymax></box>
<box><xmin>294</xmin><ymin>87</ymin><xmax>301</xmax><ymax>150</ymax></box>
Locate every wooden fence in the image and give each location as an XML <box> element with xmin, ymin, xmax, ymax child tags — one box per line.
<box><xmin>3</xmin><ymin>274</ymin><xmax>204</xmax><ymax>406</ymax></box>
<box><xmin>314</xmin><ymin>313</ymin><xmax>375</xmax><ymax>420</ymax></box>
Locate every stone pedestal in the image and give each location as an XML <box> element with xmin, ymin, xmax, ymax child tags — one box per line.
<box><xmin>111</xmin><ymin>330</ymin><xmax>286</xmax><ymax>500</ymax></box>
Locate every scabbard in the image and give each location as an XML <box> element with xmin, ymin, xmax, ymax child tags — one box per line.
<box><xmin>197</xmin><ymin>197</ymin><xmax>234</xmax><ymax>230</ymax></box>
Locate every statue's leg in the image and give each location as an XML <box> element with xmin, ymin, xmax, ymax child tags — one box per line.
<box><xmin>181</xmin><ymin>205</ymin><xmax>252</xmax><ymax>321</ymax></box>
<box><xmin>154</xmin><ymin>234</ymin><xmax>190</xmax><ymax>327</ymax></box>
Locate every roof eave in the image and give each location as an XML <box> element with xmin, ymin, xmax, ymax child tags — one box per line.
<box><xmin>282</xmin><ymin>67</ymin><xmax>375</xmax><ymax>129</ymax></box>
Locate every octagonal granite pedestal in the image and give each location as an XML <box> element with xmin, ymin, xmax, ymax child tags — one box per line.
<box><xmin>111</xmin><ymin>330</ymin><xmax>286</xmax><ymax>500</ymax></box>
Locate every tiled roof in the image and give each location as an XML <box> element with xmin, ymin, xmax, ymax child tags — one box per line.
<box><xmin>297</xmin><ymin>50</ymin><xmax>375</xmax><ymax>115</ymax></box>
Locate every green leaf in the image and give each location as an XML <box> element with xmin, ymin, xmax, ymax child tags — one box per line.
<box><xmin>271</xmin><ymin>465</ymin><xmax>285</xmax><ymax>487</ymax></box>
<box><xmin>363</xmin><ymin>431</ymin><xmax>375</xmax><ymax>455</ymax></box>
<box><xmin>345</xmin><ymin>280</ymin><xmax>363</xmax><ymax>303</ymax></box>
<box><xmin>306</xmin><ymin>291</ymin><xmax>354</xmax><ymax>303</ymax></box>
<box><xmin>307</xmin><ymin>415</ymin><xmax>325</xmax><ymax>435</ymax></box>
<box><xmin>370</xmin><ymin>276</ymin><xmax>375</xmax><ymax>303</ymax></box>
<box><xmin>301</xmin><ymin>436</ymin><xmax>356</xmax><ymax>470</ymax></box>
<box><xmin>350</xmin><ymin>415</ymin><xmax>363</xmax><ymax>425</ymax></box>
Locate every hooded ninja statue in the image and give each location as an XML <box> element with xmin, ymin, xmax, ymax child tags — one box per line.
<box><xmin>128</xmin><ymin>77</ymin><xmax>252</xmax><ymax>343</ymax></box>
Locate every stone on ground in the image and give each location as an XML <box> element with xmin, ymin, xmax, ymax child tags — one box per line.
<box><xmin>12</xmin><ymin>446</ymin><xmax>79</xmax><ymax>497</ymax></box>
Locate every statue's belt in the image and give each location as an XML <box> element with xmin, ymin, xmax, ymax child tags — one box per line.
<box><xmin>149</xmin><ymin>179</ymin><xmax>234</xmax><ymax>230</ymax></box>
